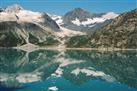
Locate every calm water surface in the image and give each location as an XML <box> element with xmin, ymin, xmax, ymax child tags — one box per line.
<box><xmin>0</xmin><ymin>49</ymin><xmax>137</xmax><ymax>91</ymax></box>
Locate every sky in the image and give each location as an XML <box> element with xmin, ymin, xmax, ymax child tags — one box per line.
<box><xmin>0</xmin><ymin>0</ymin><xmax>137</xmax><ymax>15</ymax></box>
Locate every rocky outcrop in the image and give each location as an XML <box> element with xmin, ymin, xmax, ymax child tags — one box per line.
<box><xmin>91</xmin><ymin>9</ymin><xmax>137</xmax><ymax>48</ymax></box>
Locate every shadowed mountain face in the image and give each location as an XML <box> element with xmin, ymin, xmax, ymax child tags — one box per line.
<box><xmin>63</xmin><ymin>8</ymin><xmax>98</xmax><ymax>22</ymax></box>
<box><xmin>61</xmin><ymin>8</ymin><xmax>117</xmax><ymax>32</ymax></box>
<box><xmin>0</xmin><ymin>49</ymin><xmax>137</xmax><ymax>91</ymax></box>
<box><xmin>0</xmin><ymin>21</ymin><xmax>26</xmax><ymax>47</ymax></box>
<box><xmin>0</xmin><ymin>21</ymin><xmax>59</xmax><ymax>47</ymax></box>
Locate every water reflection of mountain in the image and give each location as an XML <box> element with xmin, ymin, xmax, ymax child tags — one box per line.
<box><xmin>0</xmin><ymin>49</ymin><xmax>137</xmax><ymax>89</ymax></box>
<box><xmin>64</xmin><ymin>50</ymin><xmax>137</xmax><ymax>88</ymax></box>
<box><xmin>0</xmin><ymin>49</ymin><xmax>60</xmax><ymax>88</ymax></box>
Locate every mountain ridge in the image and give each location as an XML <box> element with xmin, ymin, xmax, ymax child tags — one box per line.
<box><xmin>65</xmin><ymin>8</ymin><xmax>137</xmax><ymax>48</ymax></box>
<box><xmin>0</xmin><ymin>4</ymin><xmax>136</xmax><ymax>48</ymax></box>
<box><xmin>60</xmin><ymin>7</ymin><xmax>119</xmax><ymax>32</ymax></box>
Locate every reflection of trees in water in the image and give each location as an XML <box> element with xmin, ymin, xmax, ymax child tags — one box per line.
<box><xmin>0</xmin><ymin>49</ymin><xmax>60</xmax><ymax>88</ymax></box>
<box><xmin>0</xmin><ymin>49</ymin><xmax>26</xmax><ymax>73</ymax></box>
<box><xmin>0</xmin><ymin>82</ymin><xmax>23</xmax><ymax>91</ymax></box>
<box><xmin>0</xmin><ymin>49</ymin><xmax>137</xmax><ymax>89</ymax></box>
<box><xmin>65</xmin><ymin>50</ymin><xmax>137</xmax><ymax>88</ymax></box>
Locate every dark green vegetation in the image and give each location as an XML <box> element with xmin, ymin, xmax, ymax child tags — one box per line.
<box><xmin>66</xmin><ymin>9</ymin><xmax>137</xmax><ymax>48</ymax></box>
<box><xmin>0</xmin><ymin>21</ymin><xmax>60</xmax><ymax>47</ymax></box>
<box><xmin>29</xmin><ymin>33</ymin><xmax>59</xmax><ymax>46</ymax></box>
<box><xmin>65</xmin><ymin>35</ymin><xmax>91</xmax><ymax>47</ymax></box>
<box><xmin>90</xmin><ymin>9</ymin><xmax>137</xmax><ymax>48</ymax></box>
<box><xmin>0</xmin><ymin>21</ymin><xmax>26</xmax><ymax>47</ymax></box>
<box><xmin>0</xmin><ymin>31</ymin><xmax>26</xmax><ymax>47</ymax></box>
<box><xmin>0</xmin><ymin>49</ymin><xmax>60</xmax><ymax>88</ymax></box>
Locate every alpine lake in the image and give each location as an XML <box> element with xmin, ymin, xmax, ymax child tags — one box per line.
<box><xmin>0</xmin><ymin>48</ymin><xmax>137</xmax><ymax>91</ymax></box>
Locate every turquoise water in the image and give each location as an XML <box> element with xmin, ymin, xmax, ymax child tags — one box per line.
<box><xmin>0</xmin><ymin>49</ymin><xmax>137</xmax><ymax>91</ymax></box>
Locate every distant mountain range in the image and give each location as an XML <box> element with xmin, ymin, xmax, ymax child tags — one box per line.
<box><xmin>50</xmin><ymin>8</ymin><xmax>119</xmax><ymax>32</ymax></box>
<box><xmin>0</xmin><ymin>4</ymin><xmax>136</xmax><ymax>48</ymax></box>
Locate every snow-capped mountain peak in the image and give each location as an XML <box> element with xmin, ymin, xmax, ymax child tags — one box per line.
<box><xmin>16</xmin><ymin>10</ymin><xmax>44</xmax><ymax>22</ymax></box>
<box><xmin>71</xmin><ymin>18</ymin><xmax>81</xmax><ymax>26</ymax></box>
<box><xmin>0</xmin><ymin>9</ymin><xmax>44</xmax><ymax>23</ymax></box>
<box><xmin>60</xmin><ymin>8</ymin><xmax>119</xmax><ymax>32</ymax></box>
<box><xmin>1</xmin><ymin>4</ymin><xmax>44</xmax><ymax>23</ymax></box>
<box><xmin>5</xmin><ymin>4</ymin><xmax>23</xmax><ymax>13</ymax></box>
<box><xmin>63</xmin><ymin>7</ymin><xmax>96</xmax><ymax>21</ymax></box>
<box><xmin>0</xmin><ymin>4</ymin><xmax>60</xmax><ymax>32</ymax></box>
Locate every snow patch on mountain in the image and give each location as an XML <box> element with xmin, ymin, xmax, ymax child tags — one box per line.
<box><xmin>0</xmin><ymin>9</ymin><xmax>44</xmax><ymax>23</ymax></box>
<box><xmin>16</xmin><ymin>10</ymin><xmax>44</xmax><ymax>22</ymax></box>
<box><xmin>81</xmin><ymin>18</ymin><xmax>105</xmax><ymax>26</ymax></box>
<box><xmin>0</xmin><ymin>12</ymin><xmax>17</xmax><ymax>21</ymax></box>
<box><xmin>71</xmin><ymin>18</ymin><xmax>81</xmax><ymax>26</ymax></box>
<box><xmin>51</xmin><ymin>15</ymin><xmax>63</xmax><ymax>25</ymax></box>
<box><xmin>102</xmin><ymin>12</ymin><xmax>119</xmax><ymax>19</ymax></box>
<box><xmin>71</xmin><ymin>12</ymin><xmax>119</xmax><ymax>27</ymax></box>
<box><xmin>50</xmin><ymin>14</ymin><xmax>86</xmax><ymax>37</ymax></box>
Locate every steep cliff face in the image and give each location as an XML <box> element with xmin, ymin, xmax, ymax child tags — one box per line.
<box><xmin>91</xmin><ymin>9</ymin><xmax>137</xmax><ymax>48</ymax></box>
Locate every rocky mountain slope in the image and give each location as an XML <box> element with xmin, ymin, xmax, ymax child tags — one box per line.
<box><xmin>0</xmin><ymin>5</ymin><xmax>87</xmax><ymax>47</ymax></box>
<box><xmin>0</xmin><ymin>4</ymin><xmax>60</xmax><ymax>47</ymax></box>
<box><xmin>0</xmin><ymin>4</ymin><xmax>136</xmax><ymax>48</ymax></box>
<box><xmin>90</xmin><ymin>9</ymin><xmax>137</xmax><ymax>48</ymax></box>
<box><xmin>66</xmin><ymin>9</ymin><xmax>137</xmax><ymax>48</ymax></box>
<box><xmin>52</xmin><ymin>8</ymin><xmax>118</xmax><ymax>32</ymax></box>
